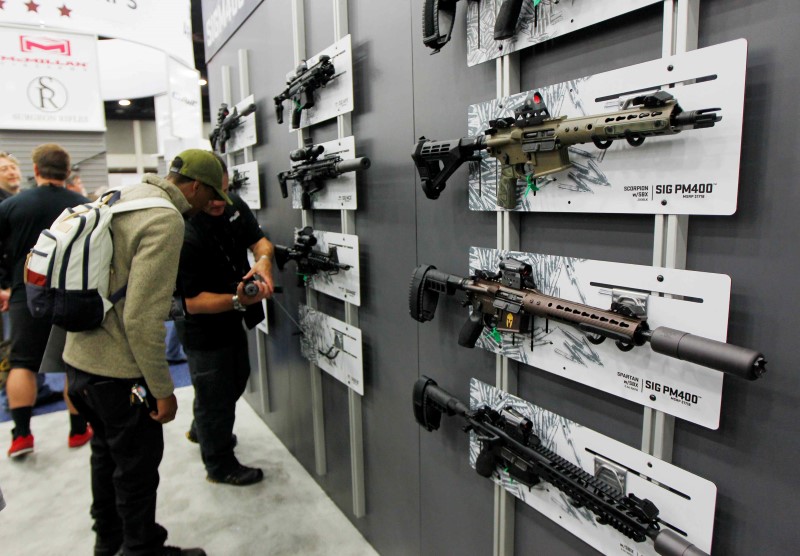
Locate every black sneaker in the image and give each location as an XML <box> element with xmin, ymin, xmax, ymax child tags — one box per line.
<box><xmin>207</xmin><ymin>464</ymin><xmax>264</xmax><ymax>486</ymax></box>
<box><xmin>160</xmin><ymin>547</ymin><xmax>207</xmax><ymax>556</ymax></box>
<box><xmin>185</xmin><ymin>430</ymin><xmax>237</xmax><ymax>448</ymax></box>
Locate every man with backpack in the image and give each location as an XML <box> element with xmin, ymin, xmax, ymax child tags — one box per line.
<box><xmin>0</xmin><ymin>144</ymin><xmax>93</xmax><ymax>458</ymax></box>
<box><xmin>62</xmin><ymin>149</ymin><xmax>224</xmax><ymax>556</ymax></box>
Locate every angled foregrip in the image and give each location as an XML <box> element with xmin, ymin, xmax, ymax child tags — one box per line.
<box><xmin>458</xmin><ymin>311</ymin><xmax>484</xmax><ymax>348</ymax></box>
<box><xmin>274</xmin><ymin>98</ymin><xmax>284</xmax><ymax>124</ymax></box>
<box><xmin>649</xmin><ymin>327</ymin><xmax>766</xmax><ymax>380</ymax></box>
<box><xmin>653</xmin><ymin>529</ymin><xmax>709</xmax><ymax>556</ymax></box>
<box><xmin>494</xmin><ymin>0</ymin><xmax>524</xmax><ymax>40</ymax></box>
<box><xmin>496</xmin><ymin>164</ymin><xmax>518</xmax><ymax>209</ymax></box>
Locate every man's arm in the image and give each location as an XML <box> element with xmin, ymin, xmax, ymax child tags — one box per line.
<box><xmin>244</xmin><ymin>237</ymin><xmax>275</xmax><ymax>295</ymax></box>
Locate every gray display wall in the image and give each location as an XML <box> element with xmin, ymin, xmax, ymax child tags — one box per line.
<box><xmin>203</xmin><ymin>1</ymin><xmax>800</xmax><ymax>554</ymax></box>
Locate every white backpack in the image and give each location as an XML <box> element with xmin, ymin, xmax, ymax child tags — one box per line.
<box><xmin>24</xmin><ymin>190</ymin><xmax>180</xmax><ymax>332</ymax></box>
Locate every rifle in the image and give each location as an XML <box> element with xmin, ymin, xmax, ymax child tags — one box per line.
<box><xmin>422</xmin><ymin>0</ymin><xmax>528</xmax><ymax>52</ymax></box>
<box><xmin>273</xmin><ymin>55</ymin><xmax>336</xmax><ymax>129</ymax></box>
<box><xmin>277</xmin><ymin>140</ymin><xmax>371</xmax><ymax>210</ymax></box>
<box><xmin>412</xmin><ymin>91</ymin><xmax>721</xmax><ymax>208</ymax></box>
<box><xmin>274</xmin><ymin>227</ymin><xmax>351</xmax><ymax>286</ymax></box>
<box><xmin>209</xmin><ymin>102</ymin><xmax>257</xmax><ymax>154</ymax></box>
<box><xmin>231</xmin><ymin>168</ymin><xmax>249</xmax><ymax>192</ymax></box>
<box><xmin>413</xmin><ymin>376</ymin><xmax>710</xmax><ymax>556</ymax></box>
<box><xmin>408</xmin><ymin>259</ymin><xmax>766</xmax><ymax>380</ymax></box>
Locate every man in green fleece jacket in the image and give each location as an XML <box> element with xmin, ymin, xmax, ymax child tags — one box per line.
<box><xmin>63</xmin><ymin>150</ymin><xmax>228</xmax><ymax>556</ymax></box>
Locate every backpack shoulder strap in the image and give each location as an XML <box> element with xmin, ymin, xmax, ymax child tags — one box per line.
<box><xmin>109</xmin><ymin>197</ymin><xmax>181</xmax><ymax>215</ymax></box>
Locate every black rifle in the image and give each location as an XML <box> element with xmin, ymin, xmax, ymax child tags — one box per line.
<box><xmin>277</xmin><ymin>140</ymin><xmax>370</xmax><ymax>210</ymax></box>
<box><xmin>413</xmin><ymin>376</ymin><xmax>710</xmax><ymax>556</ymax></box>
<box><xmin>409</xmin><ymin>259</ymin><xmax>766</xmax><ymax>380</ymax></box>
<box><xmin>231</xmin><ymin>168</ymin><xmax>249</xmax><ymax>192</ymax></box>
<box><xmin>209</xmin><ymin>102</ymin><xmax>257</xmax><ymax>154</ymax></box>
<box><xmin>273</xmin><ymin>55</ymin><xmax>336</xmax><ymax>129</ymax></box>
<box><xmin>274</xmin><ymin>227</ymin><xmax>351</xmax><ymax>286</ymax></box>
<box><xmin>422</xmin><ymin>0</ymin><xmax>526</xmax><ymax>53</ymax></box>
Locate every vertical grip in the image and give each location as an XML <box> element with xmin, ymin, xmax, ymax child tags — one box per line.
<box><xmin>274</xmin><ymin>99</ymin><xmax>284</xmax><ymax>124</ymax></box>
<box><xmin>494</xmin><ymin>0</ymin><xmax>525</xmax><ymax>40</ymax></box>
<box><xmin>291</xmin><ymin>104</ymin><xmax>303</xmax><ymax>129</ymax></box>
<box><xmin>278</xmin><ymin>173</ymin><xmax>289</xmax><ymax>199</ymax></box>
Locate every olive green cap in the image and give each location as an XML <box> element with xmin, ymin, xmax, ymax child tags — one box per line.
<box><xmin>169</xmin><ymin>149</ymin><xmax>231</xmax><ymax>205</ymax></box>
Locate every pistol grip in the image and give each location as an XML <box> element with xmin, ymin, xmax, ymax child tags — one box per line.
<box><xmin>458</xmin><ymin>311</ymin><xmax>484</xmax><ymax>348</ymax></box>
<box><xmin>291</xmin><ymin>105</ymin><xmax>302</xmax><ymax>129</ymax></box>
<box><xmin>494</xmin><ymin>0</ymin><xmax>524</xmax><ymax>41</ymax></box>
<box><xmin>275</xmin><ymin>102</ymin><xmax>284</xmax><ymax>124</ymax></box>
<box><xmin>496</xmin><ymin>165</ymin><xmax>518</xmax><ymax>209</ymax></box>
<box><xmin>278</xmin><ymin>174</ymin><xmax>289</xmax><ymax>199</ymax></box>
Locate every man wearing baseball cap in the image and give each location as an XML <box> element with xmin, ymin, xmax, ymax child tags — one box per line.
<box><xmin>63</xmin><ymin>149</ymin><xmax>223</xmax><ymax>556</ymax></box>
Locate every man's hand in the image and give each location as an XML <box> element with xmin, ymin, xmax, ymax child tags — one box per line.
<box><xmin>243</xmin><ymin>260</ymin><xmax>274</xmax><ymax>297</ymax></box>
<box><xmin>0</xmin><ymin>288</ymin><xmax>9</xmax><ymax>312</ymax></box>
<box><xmin>149</xmin><ymin>394</ymin><xmax>178</xmax><ymax>424</ymax></box>
<box><xmin>237</xmin><ymin>277</ymin><xmax>270</xmax><ymax>306</ymax></box>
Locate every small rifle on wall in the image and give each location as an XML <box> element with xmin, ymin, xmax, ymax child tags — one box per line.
<box><xmin>274</xmin><ymin>227</ymin><xmax>351</xmax><ymax>287</ymax></box>
<box><xmin>408</xmin><ymin>259</ymin><xmax>766</xmax><ymax>380</ymax></box>
<box><xmin>278</xmin><ymin>140</ymin><xmax>370</xmax><ymax>210</ymax></box>
<box><xmin>231</xmin><ymin>168</ymin><xmax>249</xmax><ymax>192</ymax></box>
<box><xmin>412</xmin><ymin>91</ymin><xmax>721</xmax><ymax>208</ymax></box>
<box><xmin>413</xmin><ymin>376</ymin><xmax>710</xmax><ymax>556</ymax></box>
<box><xmin>273</xmin><ymin>55</ymin><xmax>336</xmax><ymax>129</ymax></box>
<box><xmin>209</xmin><ymin>102</ymin><xmax>257</xmax><ymax>154</ymax></box>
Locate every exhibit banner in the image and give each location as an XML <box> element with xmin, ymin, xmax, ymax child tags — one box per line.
<box><xmin>0</xmin><ymin>0</ymin><xmax>193</xmax><ymax>66</ymax></box>
<box><xmin>0</xmin><ymin>25</ymin><xmax>105</xmax><ymax>131</ymax></box>
<box><xmin>201</xmin><ymin>0</ymin><xmax>264</xmax><ymax>61</ymax></box>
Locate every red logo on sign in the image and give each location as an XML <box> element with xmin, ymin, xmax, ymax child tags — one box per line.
<box><xmin>19</xmin><ymin>36</ymin><xmax>72</xmax><ymax>56</ymax></box>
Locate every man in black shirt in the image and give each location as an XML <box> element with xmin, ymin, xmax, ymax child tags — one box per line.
<box><xmin>176</xmin><ymin>160</ymin><xmax>273</xmax><ymax>485</ymax></box>
<box><xmin>0</xmin><ymin>144</ymin><xmax>93</xmax><ymax>458</ymax></box>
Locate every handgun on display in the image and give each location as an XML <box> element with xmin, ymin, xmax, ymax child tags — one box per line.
<box><xmin>273</xmin><ymin>55</ymin><xmax>336</xmax><ymax>129</ymax></box>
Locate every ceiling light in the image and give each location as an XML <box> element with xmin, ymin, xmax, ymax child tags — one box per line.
<box><xmin>118</xmin><ymin>99</ymin><xmax>131</xmax><ymax>106</ymax></box>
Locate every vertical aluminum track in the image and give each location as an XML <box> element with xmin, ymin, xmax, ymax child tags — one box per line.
<box><xmin>292</xmin><ymin>0</ymin><xmax>327</xmax><ymax>478</ymax></box>
<box><xmin>493</xmin><ymin>49</ymin><xmax>520</xmax><ymax>556</ymax></box>
<box><xmin>642</xmin><ymin>0</ymin><xmax>699</xmax><ymax>463</ymax></box>
<box><xmin>333</xmin><ymin>0</ymin><xmax>366</xmax><ymax>519</ymax></box>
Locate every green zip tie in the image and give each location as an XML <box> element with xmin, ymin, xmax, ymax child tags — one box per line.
<box><xmin>533</xmin><ymin>0</ymin><xmax>542</xmax><ymax>6</ymax></box>
<box><xmin>293</xmin><ymin>99</ymin><xmax>302</xmax><ymax>112</ymax></box>
<box><xmin>524</xmin><ymin>174</ymin><xmax>539</xmax><ymax>197</ymax></box>
<box><xmin>490</xmin><ymin>327</ymin><xmax>503</xmax><ymax>344</ymax></box>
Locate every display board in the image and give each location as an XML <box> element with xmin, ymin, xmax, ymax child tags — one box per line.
<box><xmin>306</xmin><ymin>230</ymin><xmax>361</xmax><ymax>306</ymax></box>
<box><xmin>469</xmin><ymin>379</ymin><xmax>716</xmax><ymax>555</ymax></box>
<box><xmin>289</xmin><ymin>135</ymin><xmax>359</xmax><ymax>210</ymax></box>
<box><xmin>0</xmin><ymin>27</ymin><xmax>105</xmax><ymax>131</ymax></box>
<box><xmin>467</xmin><ymin>39</ymin><xmax>747</xmax><ymax>214</ymax></box>
<box><xmin>225</xmin><ymin>94</ymin><xmax>258</xmax><ymax>153</ymax></box>
<box><xmin>466</xmin><ymin>0</ymin><xmax>661</xmax><ymax>67</ymax></box>
<box><xmin>231</xmin><ymin>161</ymin><xmax>261</xmax><ymax>210</ymax></box>
<box><xmin>292</xmin><ymin>34</ymin><xmax>354</xmax><ymax>130</ymax></box>
<box><xmin>299</xmin><ymin>304</ymin><xmax>364</xmax><ymax>396</ymax></box>
<box><xmin>469</xmin><ymin>247</ymin><xmax>731</xmax><ymax>429</ymax></box>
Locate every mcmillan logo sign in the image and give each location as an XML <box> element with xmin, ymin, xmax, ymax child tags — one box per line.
<box><xmin>20</xmin><ymin>36</ymin><xmax>72</xmax><ymax>56</ymax></box>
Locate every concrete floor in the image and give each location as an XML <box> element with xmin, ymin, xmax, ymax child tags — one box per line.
<box><xmin>0</xmin><ymin>386</ymin><xmax>378</xmax><ymax>556</ymax></box>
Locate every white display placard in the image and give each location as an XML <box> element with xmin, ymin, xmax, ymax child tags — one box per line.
<box><xmin>466</xmin><ymin>0</ymin><xmax>661</xmax><ymax>67</ymax></box>
<box><xmin>299</xmin><ymin>305</ymin><xmax>363</xmax><ymax>396</ymax></box>
<box><xmin>292</xmin><ymin>34</ymin><xmax>354</xmax><ymax>130</ymax></box>
<box><xmin>466</xmin><ymin>39</ymin><xmax>747</xmax><ymax>215</ymax></box>
<box><xmin>167</xmin><ymin>57</ymin><xmax>202</xmax><ymax>139</ymax></box>
<box><xmin>469</xmin><ymin>379</ymin><xmax>717</xmax><ymax>555</ymax></box>
<box><xmin>289</xmin><ymin>136</ymin><xmax>359</xmax><ymax>210</ymax></box>
<box><xmin>224</xmin><ymin>94</ymin><xmax>257</xmax><ymax>153</ymax></box>
<box><xmin>0</xmin><ymin>26</ymin><xmax>105</xmax><ymax>131</ymax></box>
<box><xmin>230</xmin><ymin>161</ymin><xmax>261</xmax><ymax>210</ymax></box>
<box><xmin>246</xmin><ymin>251</ymin><xmax>269</xmax><ymax>335</ymax></box>
<box><xmin>306</xmin><ymin>230</ymin><xmax>360</xmax><ymax>306</ymax></box>
<box><xmin>469</xmin><ymin>247</ymin><xmax>731</xmax><ymax>429</ymax></box>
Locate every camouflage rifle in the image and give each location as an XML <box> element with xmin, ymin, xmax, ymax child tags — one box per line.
<box><xmin>273</xmin><ymin>55</ymin><xmax>336</xmax><ymax>129</ymax></box>
<box><xmin>414</xmin><ymin>376</ymin><xmax>710</xmax><ymax>556</ymax></box>
<box><xmin>274</xmin><ymin>227</ymin><xmax>351</xmax><ymax>287</ymax></box>
<box><xmin>209</xmin><ymin>102</ymin><xmax>256</xmax><ymax>154</ymax></box>
<box><xmin>412</xmin><ymin>91</ymin><xmax>721</xmax><ymax>208</ymax></box>
<box><xmin>278</xmin><ymin>140</ymin><xmax>370</xmax><ymax>210</ymax></box>
<box><xmin>408</xmin><ymin>259</ymin><xmax>766</xmax><ymax>380</ymax></box>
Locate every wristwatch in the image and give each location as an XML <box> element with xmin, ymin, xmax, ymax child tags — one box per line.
<box><xmin>231</xmin><ymin>294</ymin><xmax>247</xmax><ymax>312</ymax></box>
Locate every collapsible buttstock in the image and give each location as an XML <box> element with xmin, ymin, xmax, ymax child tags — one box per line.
<box><xmin>494</xmin><ymin>0</ymin><xmax>524</xmax><ymax>40</ymax></box>
<box><xmin>458</xmin><ymin>311</ymin><xmax>484</xmax><ymax>348</ymax></box>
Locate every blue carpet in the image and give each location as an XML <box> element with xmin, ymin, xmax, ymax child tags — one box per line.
<box><xmin>0</xmin><ymin>362</ymin><xmax>192</xmax><ymax>424</ymax></box>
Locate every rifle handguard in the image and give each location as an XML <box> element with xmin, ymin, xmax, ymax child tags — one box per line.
<box><xmin>648</xmin><ymin>327</ymin><xmax>766</xmax><ymax>380</ymax></box>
